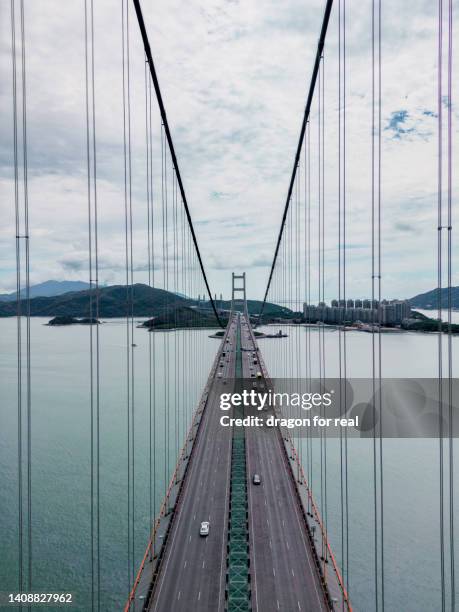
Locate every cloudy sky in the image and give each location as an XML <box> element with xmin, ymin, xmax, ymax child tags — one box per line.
<box><xmin>0</xmin><ymin>0</ymin><xmax>457</xmax><ymax>301</ymax></box>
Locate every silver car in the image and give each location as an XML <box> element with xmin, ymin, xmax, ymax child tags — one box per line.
<box><xmin>200</xmin><ymin>521</ymin><xmax>210</xmax><ymax>536</ymax></box>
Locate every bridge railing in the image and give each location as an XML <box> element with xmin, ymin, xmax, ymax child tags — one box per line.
<box><xmin>284</xmin><ymin>431</ymin><xmax>352</xmax><ymax>611</ymax></box>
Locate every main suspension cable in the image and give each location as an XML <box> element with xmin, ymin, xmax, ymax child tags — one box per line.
<box><xmin>132</xmin><ymin>0</ymin><xmax>222</xmax><ymax>327</ymax></box>
<box><xmin>259</xmin><ymin>0</ymin><xmax>334</xmax><ymax>318</ymax></box>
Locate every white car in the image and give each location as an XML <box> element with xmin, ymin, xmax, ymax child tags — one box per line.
<box><xmin>200</xmin><ymin>521</ymin><xmax>210</xmax><ymax>537</ymax></box>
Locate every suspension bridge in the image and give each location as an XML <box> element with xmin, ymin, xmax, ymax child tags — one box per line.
<box><xmin>5</xmin><ymin>0</ymin><xmax>456</xmax><ymax>611</ymax></box>
<box><xmin>126</xmin><ymin>292</ymin><xmax>350</xmax><ymax>611</ymax></box>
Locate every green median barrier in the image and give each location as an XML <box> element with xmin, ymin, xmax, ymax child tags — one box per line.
<box><xmin>226</xmin><ymin>320</ymin><xmax>251</xmax><ymax>611</ymax></box>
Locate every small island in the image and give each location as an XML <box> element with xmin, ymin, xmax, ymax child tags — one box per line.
<box><xmin>47</xmin><ymin>316</ymin><xmax>100</xmax><ymax>326</ymax></box>
<box><xmin>138</xmin><ymin>307</ymin><xmax>229</xmax><ymax>331</ymax></box>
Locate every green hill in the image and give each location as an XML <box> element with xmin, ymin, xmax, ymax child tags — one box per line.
<box><xmin>0</xmin><ymin>284</ymin><xmax>293</xmax><ymax>327</ymax></box>
<box><xmin>0</xmin><ymin>284</ymin><xmax>193</xmax><ymax>319</ymax></box>
<box><xmin>141</xmin><ymin>306</ymin><xmax>229</xmax><ymax>329</ymax></box>
<box><xmin>409</xmin><ymin>286</ymin><xmax>459</xmax><ymax>309</ymax></box>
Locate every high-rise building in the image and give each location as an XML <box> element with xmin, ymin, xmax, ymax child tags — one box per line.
<box><xmin>381</xmin><ymin>304</ymin><xmax>396</xmax><ymax>325</ymax></box>
<box><xmin>392</xmin><ymin>300</ymin><xmax>411</xmax><ymax>322</ymax></box>
<box><xmin>304</xmin><ymin>299</ymin><xmax>411</xmax><ymax>326</ymax></box>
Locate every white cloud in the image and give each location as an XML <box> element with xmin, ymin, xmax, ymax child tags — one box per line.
<box><xmin>0</xmin><ymin>0</ymin><xmax>457</xmax><ymax>300</ymax></box>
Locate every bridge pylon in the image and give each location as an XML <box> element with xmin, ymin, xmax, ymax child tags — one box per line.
<box><xmin>231</xmin><ymin>272</ymin><xmax>248</xmax><ymax>317</ymax></box>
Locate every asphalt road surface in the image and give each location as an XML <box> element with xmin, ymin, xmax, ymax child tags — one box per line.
<box><xmin>241</xmin><ymin>316</ymin><xmax>327</xmax><ymax>612</ymax></box>
<box><xmin>149</xmin><ymin>314</ymin><xmax>327</xmax><ymax>611</ymax></box>
<box><xmin>149</xmin><ymin>317</ymin><xmax>237</xmax><ymax>612</ymax></box>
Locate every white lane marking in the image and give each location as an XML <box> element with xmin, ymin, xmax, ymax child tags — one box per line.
<box><xmin>297</xmin><ymin>601</ymin><xmax>302</xmax><ymax>610</ymax></box>
<box><xmin>189</xmin><ymin>535</ymin><xmax>191</xmax><ymax>543</ymax></box>
<box><xmin>198</xmin><ymin>591</ymin><xmax>201</xmax><ymax>601</ymax></box>
<box><xmin>291</xmin><ymin>568</ymin><xmax>295</xmax><ymax>577</ymax></box>
<box><xmin>202</xmin><ymin>560</ymin><xmax>205</xmax><ymax>569</ymax></box>
<box><xmin>286</xmin><ymin>541</ymin><xmax>290</xmax><ymax>550</ymax></box>
<box><xmin>184</xmin><ymin>560</ymin><xmax>187</xmax><ymax>568</ymax></box>
<box><xmin>277</xmin><ymin>601</ymin><xmax>280</xmax><ymax>610</ymax></box>
<box><xmin>273</xmin><ymin>567</ymin><xmax>276</xmax><ymax>576</ymax></box>
<box><xmin>177</xmin><ymin>591</ymin><xmax>181</xmax><ymax>600</ymax></box>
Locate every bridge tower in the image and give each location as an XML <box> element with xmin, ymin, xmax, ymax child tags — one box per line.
<box><xmin>231</xmin><ymin>272</ymin><xmax>248</xmax><ymax>317</ymax></box>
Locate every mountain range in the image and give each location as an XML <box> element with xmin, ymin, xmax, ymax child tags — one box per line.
<box><xmin>0</xmin><ymin>283</ymin><xmax>289</xmax><ymax>320</ymax></box>
<box><xmin>0</xmin><ymin>284</ymin><xmax>188</xmax><ymax>318</ymax></box>
<box><xmin>3</xmin><ymin>278</ymin><xmax>452</xmax><ymax>318</ymax></box>
<box><xmin>0</xmin><ymin>280</ymin><xmax>90</xmax><ymax>301</ymax></box>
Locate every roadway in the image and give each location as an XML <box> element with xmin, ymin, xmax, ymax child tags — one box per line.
<box><xmin>148</xmin><ymin>316</ymin><xmax>238</xmax><ymax>612</ymax></box>
<box><xmin>241</xmin><ymin>315</ymin><xmax>328</xmax><ymax>612</ymax></box>
<box><xmin>148</xmin><ymin>313</ymin><xmax>328</xmax><ymax>611</ymax></box>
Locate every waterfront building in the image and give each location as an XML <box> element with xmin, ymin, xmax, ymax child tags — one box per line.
<box><xmin>303</xmin><ymin>299</ymin><xmax>411</xmax><ymax>326</ymax></box>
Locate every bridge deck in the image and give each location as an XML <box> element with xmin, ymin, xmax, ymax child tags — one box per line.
<box><xmin>145</xmin><ymin>316</ymin><xmax>238</xmax><ymax>611</ymax></box>
<box><xmin>241</xmin><ymin>316</ymin><xmax>327</xmax><ymax>612</ymax></box>
<box><xmin>130</xmin><ymin>314</ymin><xmax>348</xmax><ymax>611</ymax></box>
